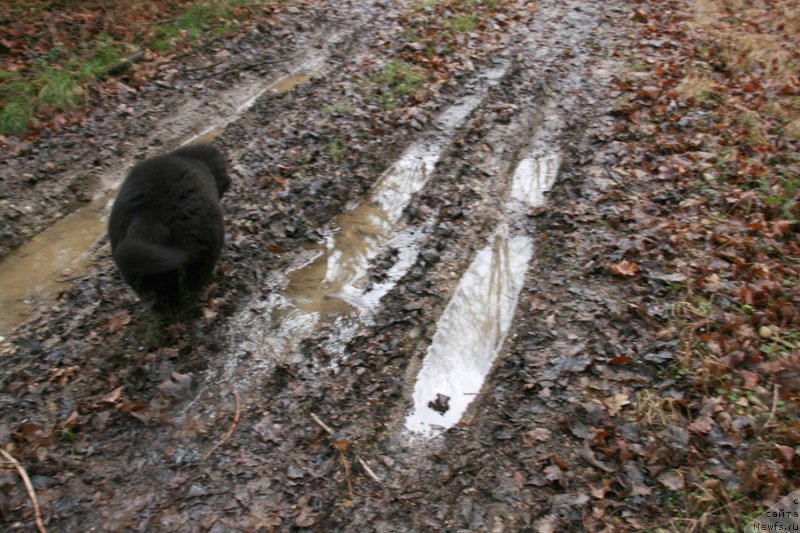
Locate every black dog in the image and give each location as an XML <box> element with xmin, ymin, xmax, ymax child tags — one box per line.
<box><xmin>109</xmin><ymin>144</ymin><xmax>230</xmax><ymax>309</ymax></box>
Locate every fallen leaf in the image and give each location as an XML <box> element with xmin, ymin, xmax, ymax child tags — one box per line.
<box><xmin>428</xmin><ymin>393</ymin><xmax>450</xmax><ymax>414</ymax></box>
<box><xmin>157</xmin><ymin>373</ymin><xmax>193</xmax><ymax>398</ymax></box>
<box><xmin>688</xmin><ymin>415</ymin><xmax>714</xmax><ymax>434</ymax></box>
<box><xmin>604</xmin><ymin>393</ymin><xmax>630</xmax><ymax>416</ymax></box>
<box><xmin>107</xmin><ymin>310</ymin><xmax>131</xmax><ymax>333</ymax></box>
<box><xmin>523</xmin><ymin>427</ymin><xmax>552</xmax><ymax>445</ymax></box>
<box><xmin>99</xmin><ymin>386</ymin><xmax>124</xmax><ymax>406</ymax></box>
<box><xmin>610</xmin><ymin>260</ymin><xmax>639</xmax><ymax>276</ymax></box>
<box><xmin>609</xmin><ymin>355</ymin><xmax>633</xmax><ymax>365</ymax></box>
<box><xmin>658</xmin><ymin>470</ymin><xmax>685</xmax><ymax>490</ymax></box>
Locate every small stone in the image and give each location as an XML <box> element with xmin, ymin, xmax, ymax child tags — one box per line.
<box><xmin>758</xmin><ymin>326</ymin><xmax>772</xmax><ymax>339</ymax></box>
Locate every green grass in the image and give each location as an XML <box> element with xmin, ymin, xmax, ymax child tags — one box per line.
<box><xmin>322</xmin><ymin>102</ymin><xmax>355</xmax><ymax>116</ymax></box>
<box><xmin>0</xmin><ymin>96</ymin><xmax>33</xmax><ymax>136</ymax></box>
<box><xmin>1</xmin><ymin>33</ymin><xmax>127</xmax><ymax>135</ymax></box>
<box><xmin>371</xmin><ymin>60</ymin><xmax>427</xmax><ymax>109</ymax></box>
<box><xmin>0</xmin><ymin>1</ymin><xmax>249</xmax><ymax>136</ymax></box>
<box><xmin>414</xmin><ymin>0</ymin><xmax>440</xmax><ymax>9</ymax></box>
<box><xmin>450</xmin><ymin>13</ymin><xmax>478</xmax><ymax>33</ymax></box>
<box><xmin>326</xmin><ymin>138</ymin><xmax>347</xmax><ymax>163</ymax></box>
<box><xmin>150</xmin><ymin>0</ymin><xmax>245</xmax><ymax>50</ymax></box>
<box><xmin>374</xmin><ymin>60</ymin><xmax>426</xmax><ymax>95</ymax></box>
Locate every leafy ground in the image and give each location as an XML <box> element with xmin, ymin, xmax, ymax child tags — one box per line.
<box><xmin>1</xmin><ymin>0</ymin><xmax>798</xmax><ymax>531</ymax></box>
<box><xmin>0</xmin><ymin>0</ymin><xmax>289</xmax><ymax>136</ymax></box>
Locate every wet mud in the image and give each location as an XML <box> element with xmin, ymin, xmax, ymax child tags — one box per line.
<box><xmin>0</xmin><ymin>1</ymin><xmax>679</xmax><ymax>531</ymax></box>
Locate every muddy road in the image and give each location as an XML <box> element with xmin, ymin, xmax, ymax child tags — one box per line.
<box><xmin>1</xmin><ymin>1</ymin><xmax>683</xmax><ymax>530</ymax></box>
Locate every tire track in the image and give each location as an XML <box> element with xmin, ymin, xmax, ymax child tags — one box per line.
<box><xmin>396</xmin><ymin>0</ymin><xmax>615</xmax><ymax>437</ymax></box>
<box><xmin>213</xmin><ymin>64</ymin><xmax>511</xmax><ymax>390</ymax></box>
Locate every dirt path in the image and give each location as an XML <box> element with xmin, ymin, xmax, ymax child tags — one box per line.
<box><xmin>2</xmin><ymin>1</ymin><xmax>697</xmax><ymax>530</ymax></box>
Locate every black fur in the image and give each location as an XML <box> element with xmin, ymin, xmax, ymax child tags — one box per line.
<box><xmin>109</xmin><ymin>144</ymin><xmax>230</xmax><ymax>309</ymax></box>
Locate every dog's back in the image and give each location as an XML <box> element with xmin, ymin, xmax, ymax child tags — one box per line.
<box><xmin>109</xmin><ymin>144</ymin><xmax>230</xmax><ymax>309</ymax></box>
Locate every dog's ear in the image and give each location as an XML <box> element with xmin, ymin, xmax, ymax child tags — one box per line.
<box><xmin>171</xmin><ymin>144</ymin><xmax>231</xmax><ymax>197</ymax></box>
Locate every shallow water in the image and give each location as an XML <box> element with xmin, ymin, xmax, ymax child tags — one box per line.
<box><xmin>405</xmin><ymin>229</ymin><xmax>533</xmax><ymax>434</ymax></box>
<box><xmin>406</xmin><ymin>148</ymin><xmax>562</xmax><ymax>436</ymax></box>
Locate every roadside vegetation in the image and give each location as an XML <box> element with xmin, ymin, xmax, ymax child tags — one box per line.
<box><xmin>358</xmin><ymin>0</ymin><xmax>511</xmax><ymax>110</ymax></box>
<box><xmin>0</xmin><ymin>0</ymin><xmax>281</xmax><ymax>137</ymax></box>
<box><xmin>620</xmin><ymin>0</ymin><xmax>799</xmax><ymax>529</ymax></box>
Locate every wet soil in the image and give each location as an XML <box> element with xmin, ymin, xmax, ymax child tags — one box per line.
<box><xmin>1</xmin><ymin>1</ymin><xmax>687</xmax><ymax>531</ymax></box>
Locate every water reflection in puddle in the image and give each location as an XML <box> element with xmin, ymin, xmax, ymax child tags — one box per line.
<box><xmin>283</xmin><ymin>71</ymin><xmax>505</xmax><ymax>317</ymax></box>
<box><xmin>510</xmin><ymin>153</ymin><xmax>561</xmax><ymax>207</ymax></box>
<box><xmin>406</xmin><ymin>149</ymin><xmax>561</xmax><ymax>436</ymax></box>
<box><xmin>225</xmin><ymin>65</ymin><xmax>510</xmax><ymax>380</ymax></box>
<box><xmin>405</xmin><ymin>230</ymin><xmax>532</xmax><ymax>434</ymax></box>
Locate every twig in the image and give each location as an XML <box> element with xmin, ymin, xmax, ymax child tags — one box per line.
<box><xmin>0</xmin><ymin>449</ymin><xmax>46</xmax><ymax>533</ymax></box>
<box><xmin>311</xmin><ymin>414</ymin><xmax>385</xmax><ymax>489</ymax></box>
<box><xmin>203</xmin><ymin>389</ymin><xmax>241</xmax><ymax>460</ymax></box>
<box><xmin>174</xmin><ymin>36</ymin><xmax>224</xmax><ymax>60</ymax></box>
<box><xmin>762</xmin><ymin>384</ymin><xmax>780</xmax><ymax>430</ymax></box>
<box><xmin>182</xmin><ymin>60</ymin><xmax>227</xmax><ymax>73</ymax></box>
<box><xmin>338</xmin><ymin>448</ymin><xmax>354</xmax><ymax>497</ymax></box>
<box><xmin>310</xmin><ymin>412</ymin><xmax>334</xmax><ymax>435</ymax></box>
<box><xmin>356</xmin><ymin>456</ymin><xmax>382</xmax><ymax>484</ymax></box>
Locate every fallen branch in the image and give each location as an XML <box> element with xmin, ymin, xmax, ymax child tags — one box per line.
<box><xmin>203</xmin><ymin>389</ymin><xmax>241</xmax><ymax>460</ymax></box>
<box><xmin>1</xmin><ymin>449</ymin><xmax>46</xmax><ymax>533</ymax></box>
<box><xmin>338</xmin><ymin>446</ymin><xmax>354</xmax><ymax>497</ymax></box>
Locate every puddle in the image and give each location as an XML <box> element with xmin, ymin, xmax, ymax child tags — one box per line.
<box><xmin>0</xmin><ymin>68</ymin><xmax>320</xmax><ymax>336</ymax></box>
<box><xmin>405</xmin><ymin>230</ymin><xmax>533</xmax><ymax>434</ymax></box>
<box><xmin>221</xmin><ymin>65</ymin><xmax>509</xmax><ymax>384</ymax></box>
<box><xmin>0</xmin><ymin>191</ymin><xmax>115</xmax><ymax>334</ymax></box>
<box><xmin>406</xmin><ymin>147</ymin><xmax>562</xmax><ymax>436</ymax></box>
<box><xmin>284</xmin><ymin>85</ymin><xmax>501</xmax><ymax>317</ymax></box>
<box><xmin>510</xmin><ymin>153</ymin><xmax>561</xmax><ymax>208</ymax></box>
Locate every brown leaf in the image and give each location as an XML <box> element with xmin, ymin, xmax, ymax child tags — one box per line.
<box><xmin>99</xmin><ymin>386</ymin><xmax>124</xmax><ymax>406</ymax></box>
<box><xmin>739</xmin><ymin>370</ymin><xmax>759</xmax><ymax>389</ymax></box>
<box><xmin>157</xmin><ymin>373</ymin><xmax>193</xmax><ymax>398</ymax></box>
<box><xmin>658</xmin><ymin>470</ymin><xmax>685</xmax><ymax>490</ymax></box>
<box><xmin>774</xmin><ymin>445</ymin><xmax>794</xmax><ymax>469</ymax></box>
<box><xmin>604</xmin><ymin>393</ymin><xmax>630</xmax><ymax>416</ymax></box>
<box><xmin>428</xmin><ymin>393</ymin><xmax>450</xmax><ymax>413</ymax></box>
<box><xmin>63</xmin><ymin>411</ymin><xmax>80</xmax><ymax>429</ymax></box>
<box><xmin>609</xmin><ymin>355</ymin><xmax>632</xmax><ymax>365</ymax></box>
<box><xmin>513</xmin><ymin>470</ymin><xmax>525</xmax><ymax>491</ymax></box>
<box><xmin>653</xmin><ymin>272</ymin><xmax>687</xmax><ymax>283</ymax></box>
<box><xmin>107</xmin><ymin>310</ymin><xmax>131</xmax><ymax>333</ymax></box>
<box><xmin>580</xmin><ymin>444</ymin><xmax>615</xmax><ymax>473</ymax></box>
<box><xmin>543</xmin><ymin>464</ymin><xmax>563</xmax><ymax>485</ymax></box>
<box><xmin>610</xmin><ymin>260</ymin><xmax>639</xmax><ymax>277</ymax></box>
<box><xmin>590</xmin><ymin>478</ymin><xmax>613</xmax><ymax>499</ymax></box>
<box><xmin>523</xmin><ymin>427</ymin><xmax>552</xmax><ymax>445</ymax></box>
<box><xmin>688</xmin><ymin>415</ymin><xmax>714</xmax><ymax>434</ymax></box>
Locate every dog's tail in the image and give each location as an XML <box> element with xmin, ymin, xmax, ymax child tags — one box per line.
<box><xmin>112</xmin><ymin>219</ymin><xmax>189</xmax><ymax>275</ymax></box>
